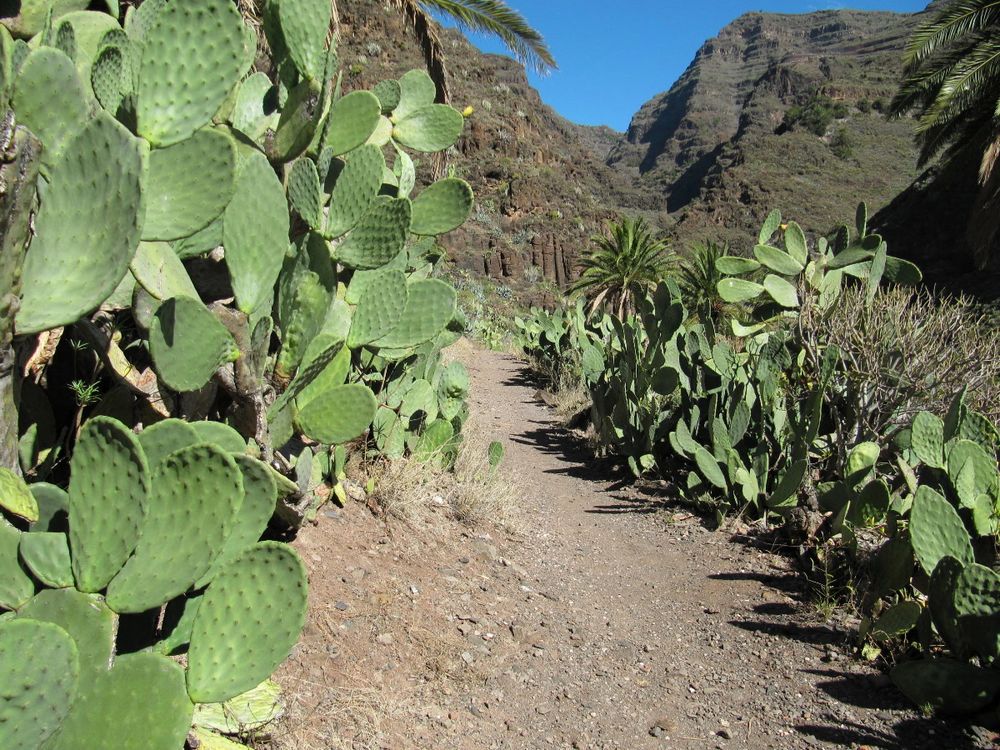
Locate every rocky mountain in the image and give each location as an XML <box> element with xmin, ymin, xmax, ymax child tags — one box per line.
<box><xmin>337</xmin><ymin>1</ymin><xmax>971</xmax><ymax>296</ymax></box>
<box><xmin>607</xmin><ymin>7</ymin><xmax>934</xmax><ymax>250</ymax></box>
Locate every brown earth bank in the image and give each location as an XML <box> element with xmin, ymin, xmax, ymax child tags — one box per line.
<box><xmin>273</xmin><ymin>342</ymin><xmax>997</xmax><ymax>749</ymax></box>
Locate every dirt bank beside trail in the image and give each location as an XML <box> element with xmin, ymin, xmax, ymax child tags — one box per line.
<box><xmin>275</xmin><ymin>343</ymin><xmax>992</xmax><ymax>749</ymax></box>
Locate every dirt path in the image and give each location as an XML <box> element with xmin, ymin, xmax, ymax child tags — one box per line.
<box><xmin>276</xmin><ymin>345</ymin><xmax>990</xmax><ymax>749</ymax></box>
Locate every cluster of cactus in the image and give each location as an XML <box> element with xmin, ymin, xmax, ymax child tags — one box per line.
<box><xmin>715</xmin><ymin>204</ymin><xmax>921</xmax><ymax>336</ymax></box>
<box><xmin>0</xmin><ymin>414</ymin><xmax>307</xmax><ymax>748</ymax></box>
<box><xmin>513</xmin><ymin>298</ymin><xmax>606</xmax><ymax>389</ymax></box>
<box><xmin>2</xmin><ymin>0</ymin><xmax>474</xmax><ymax>490</ymax></box>
<box><xmin>829</xmin><ymin>393</ymin><xmax>1000</xmax><ymax>714</ymax></box>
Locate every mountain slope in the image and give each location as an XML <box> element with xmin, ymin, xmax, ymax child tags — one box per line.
<box><xmin>607</xmin><ymin>8</ymin><xmax>934</xmax><ymax>249</ymax></box>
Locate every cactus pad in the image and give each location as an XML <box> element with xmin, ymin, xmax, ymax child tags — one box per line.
<box><xmin>336</xmin><ymin>197</ymin><xmax>411</xmax><ymax>269</ymax></box>
<box><xmin>190</xmin><ymin>421</ymin><xmax>247</xmax><ymax>454</ymax></box>
<box><xmin>130</xmin><ymin>241</ymin><xmax>200</xmax><ymax>300</ymax></box>
<box><xmin>15</xmin><ymin>588</ymin><xmax>115</xmax><ymax>685</ymax></box>
<box><xmin>928</xmin><ymin>555</ymin><xmax>966</xmax><ymax>659</ymax></box>
<box><xmin>91</xmin><ymin>43</ymin><xmax>125</xmax><ymax>113</ymax></box>
<box><xmin>149</xmin><ymin>296</ymin><xmax>239</xmax><ymax>392</ymax></box>
<box><xmin>232</xmin><ymin>72</ymin><xmax>278</xmax><ymax>142</ymax></box>
<box><xmin>891</xmin><ymin>658</ymin><xmax>1000</xmax><ymax>714</ymax></box>
<box><xmin>0</xmin><ymin>467</ymin><xmax>38</xmax><ymax>521</ymax></box>
<box><xmin>717</xmin><ymin>278</ymin><xmax>764</xmax><ymax>303</ymax></box>
<box><xmin>29</xmin><ymin>483</ymin><xmax>69</xmax><ymax>532</ymax></box>
<box><xmin>347</xmin><ymin>269</ymin><xmax>406</xmax><ymax>348</ymax></box>
<box><xmin>324</xmin><ymin>90</ymin><xmax>382</xmax><ymax>156</ymax></box>
<box><xmin>373</xmin><ymin>79</ymin><xmax>401</xmax><ymax>113</ymax></box>
<box><xmin>224</xmin><ymin>151</ymin><xmax>290</xmax><ymax>314</ymax></box>
<box><xmin>293</xmin><ymin>344</ymin><xmax>350</xmax><ymax>409</ymax></box>
<box><xmin>372</xmin><ymin>278</ymin><xmax>456</xmax><ymax>349</ymax></box>
<box><xmin>13</xmin><ymin>47</ymin><xmax>91</xmax><ymax>168</ymax></box>
<box><xmin>46</xmin><ymin>651</ymin><xmax>193</xmax><ymax>750</ymax></box>
<box><xmin>0</xmin><ymin>619</ymin><xmax>78</xmax><ymax>750</ymax></box>
<box><xmin>287</xmin><ymin>157</ymin><xmax>323</xmax><ymax>230</ymax></box>
<box><xmin>326</xmin><ymin>143</ymin><xmax>384</xmax><ymax>238</ymax></box>
<box><xmin>143</xmin><ymin>127</ymin><xmax>237</xmax><ymax>241</ymax></box>
<box><xmin>947</xmin><ymin>439</ymin><xmax>998</xmax><ymax>508</ymax></box>
<box><xmin>68</xmin><ymin>416</ymin><xmax>149</xmax><ymax>593</ymax></box>
<box><xmin>295</xmin><ymin>384</ymin><xmax>377</xmax><ymax>444</ymax></box>
<box><xmin>909</xmin><ymin>485</ymin><xmax>974</xmax><ymax>575</ymax></box>
<box><xmin>415</xmin><ymin>419</ymin><xmax>456</xmax><ymax>462</ymax></box>
<box><xmin>391</xmin><ymin>104</ymin><xmax>464</xmax><ymax>152</ymax></box>
<box><xmin>277</xmin><ymin>0</ymin><xmax>329</xmax><ymax>81</ymax></box>
<box><xmin>187</xmin><ymin>542</ymin><xmax>307</xmax><ymax>703</ymax></box>
<box><xmin>198</xmin><ymin>455</ymin><xmax>276</xmax><ymax>587</ymax></box>
<box><xmin>410</xmin><ymin>178</ymin><xmax>474</xmax><ymax>236</ymax></box>
<box><xmin>193</xmin><ymin>678</ymin><xmax>283</xmax><ymax>735</ymax></box>
<box><xmin>373</xmin><ymin>406</ymin><xmax>405</xmax><ymax>458</ymax></box>
<box><xmin>393</xmin><ymin>69</ymin><xmax>436</xmax><ymax>119</ymax></box>
<box><xmin>18</xmin><ymin>531</ymin><xmax>73</xmax><ymax>588</ymax></box>
<box><xmin>911</xmin><ymin>411</ymin><xmax>945</xmax><ymax>468</ymax></box>
<box><xmin>16</xmin><ymin>112</ymin><xmax>143</xmax><ymax>335</ymax></box>
<box><xmin>138</xmin><ymin>418</ymin><xmax>200</xmax><ymax>469</ymax></box>
<box><xmin>952</xmin><ymin>562</ymin><xmax>1000</xmax><ymax>663</ymax></box>
<box><xmin>106</xmin><ymin>443</ymin><xmax>242</xmax><ymax>613</ymax></box>
<box><xmin>136</xmin><ymin>0</ymin><xmax>244</xmax><ymax>146</ymax></box>
<box><xmin>0</xmin><ymin>524</ymin><xmax>34</xmax><ymax>610</ymax></box>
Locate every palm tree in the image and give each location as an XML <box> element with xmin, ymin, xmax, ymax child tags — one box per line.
<box><xmin>888</xmin><ymin>0</ymin><xmax>1000</xmax><ymax>265</ymax></box>
<box><xmin>569</xmin><ymin>217</ymin><xmax>673</xmax><ymax>318</ymax></box>
<box><xmin>333</xmin><ymin>0</ymin><xmax>556</xmax><ymax>104</ymax></box>
<box><xmin>673</xmin><ymin>241</ymin><xmax>731</xmax><ymax>324</ymax></box>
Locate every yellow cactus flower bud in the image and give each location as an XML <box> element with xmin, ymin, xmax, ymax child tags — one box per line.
<box><xmin>462</xmin><ymin>105</ymin><xmax>474</xmax><ymax>118</ymax></box>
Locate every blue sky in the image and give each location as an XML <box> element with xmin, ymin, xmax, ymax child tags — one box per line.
<box><xmin>445</xmin><ymin>1</ymin><xmax>929</xmax><ymax>130</ymax></box>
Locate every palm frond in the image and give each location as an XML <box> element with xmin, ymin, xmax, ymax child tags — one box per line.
<box><xmin>905</xmin><ymin>0</ymin><xmax>1000</xmax><ymax>66</ymax></box>
<box><xmin>420</xmin><ymin>0</ymin><xmax>556</xmax><ymax>74</ymax></box>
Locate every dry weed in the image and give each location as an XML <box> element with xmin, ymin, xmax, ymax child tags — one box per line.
<box><xmin>366</xmin><ymin>418</ymin><xmax>522</xmax><ymax>534</ymax></box>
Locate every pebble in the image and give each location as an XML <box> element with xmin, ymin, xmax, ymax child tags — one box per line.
<box><xmin>334</xmin><ymin>601</ymin><xmax>349</xmax><ymax>611</ymax></box>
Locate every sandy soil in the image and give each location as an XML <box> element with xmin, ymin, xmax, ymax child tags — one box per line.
<box><xmin>273</xmin><ymin>344</ymin><xmax>994</xmax><ymax>750</ymax></box>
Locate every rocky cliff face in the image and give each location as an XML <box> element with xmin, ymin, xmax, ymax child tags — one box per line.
<box><xmin>607</xmin><ymin>8</ymin><xmax>935</xmax><ymax>250</ymax></box>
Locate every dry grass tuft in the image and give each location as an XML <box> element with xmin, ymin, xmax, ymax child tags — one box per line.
<box><xmin>366</xmin><ymin>417</ymin><xmax>522</xmax><ymax>533</ymax></box>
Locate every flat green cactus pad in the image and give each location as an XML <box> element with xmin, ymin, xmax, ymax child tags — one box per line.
<box><xmin>149</xmin><ymin>296</ymin><xmax>239</xmax><ymax>392</ymax></box>
<box><xmin>143</xmin><ymin>128</ymin><xmax>237</xmax><ymax>241</ymax></box>
<box><xmin>336</xmin><ymin>197</ymin><xmax>411</xmax><ymax>270</ymax></box>
<box><xmin>271</xmin><ymin>79</ymin><xmax>319</xmax><ymax>162</ymax></box>
<box><xmin>136</xmin><ymin>0</ymin><xmax>244</xmax><ymax>146</ymax></box>
<box><xmin>68</xmin><ymin>417</ymin><xmax>149</xmax><ymax>593</ymax></box>
<box><xmin>392</xmin><ymin>105</ymin><xmax>464</xmax><ymax>152</ymax></box>
<box><xmin>224</xmin><ymin>151</ymin><xmax>290</xmax><ymax>314</ymax></box>
<box><xmin>15</xmin><ymin>588</ymin><xmax>115</xmax><ymax>686</ymax></box>
<box><xmin>91</xmin><ymin>43</ymin><xmax>125</xmax><ymax>114</ymax></box>
<box><xmin>0</xmin><ymin>467</ymin><xmax>38</xmax><ymax>522</ymax></box>
<box><xmin>911</xmin><ymin>411</ymin><xmax>945</xmax><ymax>468</ymax></box>
<box><xmin>287</xmin><ymin>157</ymin><xmax>323</xmax><ymax>230</ymax></box>
<box><xmin>411</xmin><ymin>178</ymin><xmax>474</xmax><ymax>236</ymax></box>
<box><xmin>373</xmin><ymin>79</ymin><xmax>401</xmax><ymax>114</ymax></box>
<box><xmin>173</xmin><ymin>217</ymin><xmax>223</xmax><ymax>260</ymax></box>
<box><xmin>393</xmin><ymin>69</ymin><xmax>436</xmax><ymax>119</ymax></box>
<box><xmin>18</xmin><ymin>531</ymin><xmax>73</xmax><ymax>588</ymax></box>
<box><xmin>1</xmin><ymin>0</ymin><xmax>89</xmax><ymax>38</ymax></box>
<box><xmin>45</xmin><ymin>651</ymin><xmax>193</xmax><ymax>750</ymax></box>
<box><xmin>947</xmin><ymin>439</ymin><xmax>999</xmax><ymax>509</ymax></box>
<box><xmin>187</xmin><ymin>542</ymin><xmax>307</xmax><ymax>703</ymax></box>
<box><xmin>197</xmin><ymin>455</ymin><xmax>276</xmax><ymax>587</ymax></box>
<box><xmin>347</xmin><ymin>269</ymin><xmax>406</xmax><ymax>348</ymax></box>
<box><xmin>130</xmin><ymin>241</ymin><xmax>200</xmax><ymax>300</ymax></box>
<box><xmin>324</xmin><ymin>90</ymin><xmax>382</xmax><ymax>156</ymax></box>
<box><xmin>106</xmin><ymin>443</ymin><xmax>242</xmax><ymax>613</ymax></box>
<box><xmin>0</xmin><ymin>524</ymin><xmax>34</xmax><ymax>610</ymax></box>
<box><xmin>232</xmin><ymin>72</ymin><xmax>278</xmax><ymax>143</ymax></box>
<box><xmin>294</xmin><ymin>344</ymin><xmax>350</xmax><ymax>409</ymax></box>
<box><xmin>891</xmin><ymin>658</ymin><xmax>1000</xmax><ymax>714</ymax></box>
<box><xmin>137</xmin><ymin>418</ymin><xmax>200</xmax><ymax>470</ymax></box>
<box><xmin>326</xmin><ymin>143</ymin><xmax>385</xmax><ymax>238</ymax></box>
<box><xmin>16</xmin><ymin>112</ymin><xmax>143</xmax><ymax>335</ymax></box>
<box><xmin>275</xmin><ymin>272</ymin><xmax>329</xmax><ymax>380</ymax></box>
<box><xmin>373</xmin><ymin>406</ymin><xmax>405</xmax><ymax>458</ymax></box>
<box><xmin>13</xmin><ymin>47</ymin><xmax>91</xmax><ymax>168</ymax></box>
<box><xmin>953</xmin><ymin>562</ymin><xmax>1000</xmax><ymax>663</ymax></box>
<box><xmin>928</xmin><ymin>555</ymin><xmax>967</xmax><ymax>659</ymax></box>
<box><xmin>29</xmin><ymin>483</ymin><xmax>69</xmax><ymax>532</ymax></box>
<box><xmin>295</xmin><ymin>383</ymin><xmax>377</xmax><ymax>444</ymax></box>
<box><xmin>372</xmin><ymin>278</ymin><xmax>456</xmax><ymax>350</ymax></box>
<box><xmin>414</xmin><ymin>419</ymin><xmax>456</xmax><ymax>462</ymax></box>
<box><xmin>190</xmin><ymin>421</ymin><xmax>247</xmax><ymax>454</ymax></box>
<box><xmin>910</xmin><ymin>485</ymin><xmax>974</xmax><ymax>575</ymax></box>
<box><xmin>0</xmin><ymin>619</ymin><xmax>78</xmax><ymax>750</ymax></box>
<box><xmin>277</xmin><ymin>0</ymin><xmax>329</xmax><ymax>82</ymax></box>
